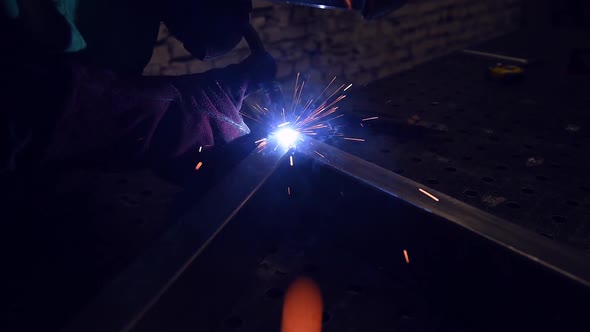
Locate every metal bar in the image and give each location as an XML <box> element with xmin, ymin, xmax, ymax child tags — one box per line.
<box><xmin>462</xmin><ymin>49</ymin><xmax>530</xmax><ymax>65</ymax></box>
<box><xmin>297</xmin><ymin>136</ymin><xmax>590</xmax><ymax>287</ymax></box>
<box><xmin>66</xmin><ymin>134</ymin><xmax>590</xmax><ymax>332</ymax></box>
<box><xmin>63</xmin><ymin>144</ymin><xmax>291</xmax><ymax>332</ymax></box>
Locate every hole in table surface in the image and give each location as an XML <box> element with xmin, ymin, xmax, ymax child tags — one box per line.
<box><xmin>506</xmin><ymin>202</ymin><xmax>521</xmax><ymax>209</ymax></box>
<box><xmin>224</xmin><ymin>315</ymin><xmax>243</xmax><ymax>329</ymax></box>
<box><xmin>265</xmin><ymin>287</ymin><xmax>285</xmax><ymax>300</ymax></box>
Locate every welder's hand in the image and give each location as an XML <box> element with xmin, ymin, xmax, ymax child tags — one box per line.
<box><xmin>239</xmin><ymin>51</ymin><xmax>277</xmax><ymax>95</ymax></box>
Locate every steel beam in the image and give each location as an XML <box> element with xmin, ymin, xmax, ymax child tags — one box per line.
<box><xmin>66</xmin><ymin>135</ymin><xmax>590</xmax><ymax>332</ymax></box>
<box><xmin>63</xmin><ymin>143</ymin><xmax>291</xmax><ymax>332</ymax></box>
<box><xmin>297</xmin><ymin>136</ymin><xmax>590</xmax><ymax>288</ymax></box>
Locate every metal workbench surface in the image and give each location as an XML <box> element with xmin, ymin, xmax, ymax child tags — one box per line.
<box><xmin>4</xmin><ymin>28</ymin><xmax>590</xmax><ymax>332</ymax></box>
<box><xmin>337</xmin><ymin>28</ymin><xmax>590</xmax><ymax>254</ymax></box>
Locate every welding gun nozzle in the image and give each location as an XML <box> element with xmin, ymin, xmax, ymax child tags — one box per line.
<box><xmin>263</xmin><ymin>80</ymin><xmax>286</xmax><ymax>113</ymax></box>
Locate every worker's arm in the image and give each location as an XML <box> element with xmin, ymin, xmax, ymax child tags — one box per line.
<box><xmin>162</xmin><ymin>0</ymin><xmax>251</xmax><ymax>61</ymax></box>
<box><xmin>1</xmin><ymin>52</ymin><xmax>276</xmax><ymax>173</ymax></box>
<box><xmin>12</xmin><ymin>0</ymin><xmax>72</xmax><ymax>51</ymax></box>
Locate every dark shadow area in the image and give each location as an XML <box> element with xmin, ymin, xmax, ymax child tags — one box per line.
<box><xmin>132</xmin><ymin>152</ymin><xmax>590</xmax><ymax>332</ymax></box>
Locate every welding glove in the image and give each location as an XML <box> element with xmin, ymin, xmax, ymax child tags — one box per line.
<box><xmin>2</xmin><ymin>52</ymin><xmax>278</xmax><ymax>172</ymax></box>
<box><xmin>240</xmin><ymin>51</ymin><xmax>278</xmax><ymax>96</ymax></box>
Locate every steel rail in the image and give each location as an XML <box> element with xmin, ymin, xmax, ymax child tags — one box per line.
<box><xmin>298</xmin><ymin>136</ymin><xmax>590</xmax><ymax>288</ymax></box>
<box><xmin>63</xmin><ymin>144</ymin><xmax>291</xmax><ymax>332</ymax></box>
<box><xmin>462</xmin><ymin>49</ymin><xmax>530</xmax><ymax>64</ymax></box>
<box><xmin>66</xmin><ymin>135</ymin><xmax>590</xmax><ymax>332</ymax></box>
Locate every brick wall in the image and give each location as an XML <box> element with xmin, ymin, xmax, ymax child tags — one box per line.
<box><xmin>144</xmin><ymin>0</ymin><xmax>522</xmax><ymax>92</ymax></box>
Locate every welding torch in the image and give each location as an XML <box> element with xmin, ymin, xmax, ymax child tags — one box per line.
<box><xmin>243</xmin><ymin>23</ymin><xmax>287</xmax><ymax>115</ymax></box>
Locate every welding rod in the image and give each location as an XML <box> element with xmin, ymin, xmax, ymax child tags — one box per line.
<box><xmin>462</xmin><ymin>49</ymin><xmax>530</xmax><ymax>65</ymax></box>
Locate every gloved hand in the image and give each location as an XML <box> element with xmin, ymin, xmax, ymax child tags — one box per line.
<box><xmin>32</xmin><ymin>52</ymin><xmax>277</xmax><ymax>169</ymax></box>
<box><xmin>240</xmin><ymin>51</ymin><xmax>278</xmax><ymax>96</ymax></box>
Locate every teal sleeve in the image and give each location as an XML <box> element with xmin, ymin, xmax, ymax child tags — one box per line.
<box><xmin>2</xmin><ymin>0</ymin><xmax>19</xmax><ymax>18</ymax></box>
<box><xmin>55</xmin><ymin>0</ymin><xmax>86</xmax><ymax>52</ymax></box>
<box><xmin>2</xmin><ymin>0</ymin><xmax>86</xmax><ymax>52</ymax></box>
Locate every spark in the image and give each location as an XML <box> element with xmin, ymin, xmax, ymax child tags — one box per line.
<box><xmin>403</xmin><ymin>250</ymin><xmax>410</xmax><ymax>264</ymax></box>
<box><xmin>314</xmin><ymin>151</ymin><xmax>325</xmax><ymax>158</ymax></box>
<box><xmin>290</xmin><ymin>155</ymin><xmax>294</xmax><ymax>167</ymax></box>
<box><xmin>419</xmin><ymin>188</ymin><xmax>439</xmax><ymax>202</ymax></box>
<box><xmin>274</xmin><ymin>127</ymin><xmax>300</xmax><ymax>148</ymax></box>
<box><xmin>255</xmin><ymin>139</ymin><xmax>268</xmax><ymax>153</ymax></box>
<box><xmin>243</xmin><ymin>73</ymin><xmax>371</xmax><ymax>154</ymax></box>
<box><xmin>362</xmin><ymin>116</ymin><xmax>379</xmax><ymax>121</ymax></box>
<box><xmin>198</xmin><ymin>146</ymin><xmax>202</xmax><ymax>153</ymax></box>
<box><xmin>287</xmin><ymin>187</ymin><xmax>291</xmax><ymax>195</ymax></box>
<box><xmin>195</xmin><ymin>161</ymin><xmax>203</xmax><ymax>171</ymax></box>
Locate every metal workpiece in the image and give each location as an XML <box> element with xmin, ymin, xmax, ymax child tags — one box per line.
<box><xmin>266</xmin><ymin>0</ymin><xmax>408</xmax><ymax>19</ymax></box>
<box><xmin>461</xmin><ymin>49</ymin><xmax>530</xmax><ymax>64</ymax></box>
<box><xmin>67</xmin><ymin>131</ymin><xmax>590</xmax><ymax>332</ymax></box>
<box><xmin>63</xmin><ymin>143</ymin><xmax>291</xmax><ymax>332</ymax></box>
<box><xmin>297</xmin><ymin>136</ymin><xmax>590</xmax><ymax>287</ymax></box>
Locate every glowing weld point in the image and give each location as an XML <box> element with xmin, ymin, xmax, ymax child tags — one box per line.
<box><xmin>362</xmin><ymin>116</ymin><xmax>379</xmax><ymax>121</ymax></box>
<box><xmin>274</xmin><ymin>127</ymin><xmax>300</xmax><ymax>148</ymax></box>
<box><xmin>419</xmin><ymin>188</ymin><xmax>439</xmax><ymax>202</ymax></box>
<box><xmin>195</xmin><ymin>162</ymin><xmax>203</xmax><ymax>171</ymax></box>
<box><xmin>403</xmin><ymin>250</ymin><xmax>410</xmax><ymax>264</ymax></box>
<box><xmin>290</xmin><ymin>155</ymin><xmax>294</xmax><ymax>167</ymax></box>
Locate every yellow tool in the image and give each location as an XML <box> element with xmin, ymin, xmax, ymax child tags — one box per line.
<box><xmin>488</xmin><ymin>63</ymin><xmax>525</xmax><ymax>80</ymax></box>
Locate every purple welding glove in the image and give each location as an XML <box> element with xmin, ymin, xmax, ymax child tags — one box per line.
<box><xmin>1</xmin><ymin>53</ymin><xmax>276</xmax><ymax>171</ymax></box>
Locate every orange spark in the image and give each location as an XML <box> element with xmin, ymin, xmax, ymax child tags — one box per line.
<box><xmin>362</xmin><ymin>116</ymin><xmax>379</xmax><ymax>121</ymax></box>
<box><xmin>281</xmin><ymin>277</ymin><xmax>323</xmax><ymax>332</ymax></box>
<box><xmin>419</xmin><ymin>188</ymin><xmax>439</xmax><ymax>201</ymax></box>
<box><xmin>345</xmin><ymin>0</ymin><xmax>352</xmax><ymax>10</ymax></box>
<box><xmin>255</xmin><ymin>140</ymin><xmax>268</xmax><ymax>153</ymax></box>
<box><xmin>195</xmin><ymin>162</ymin><xmax>203</xmax><ymax>171</ymax></box>
<box><xmin>290</xmin><ymin>155</ymin><xmax>294</xmax><ymax>167</ymax></box>
<box><xmin>403</xmin><ymin>250</ymin><xmax>410</xmax><ymax>264</ymax></box>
